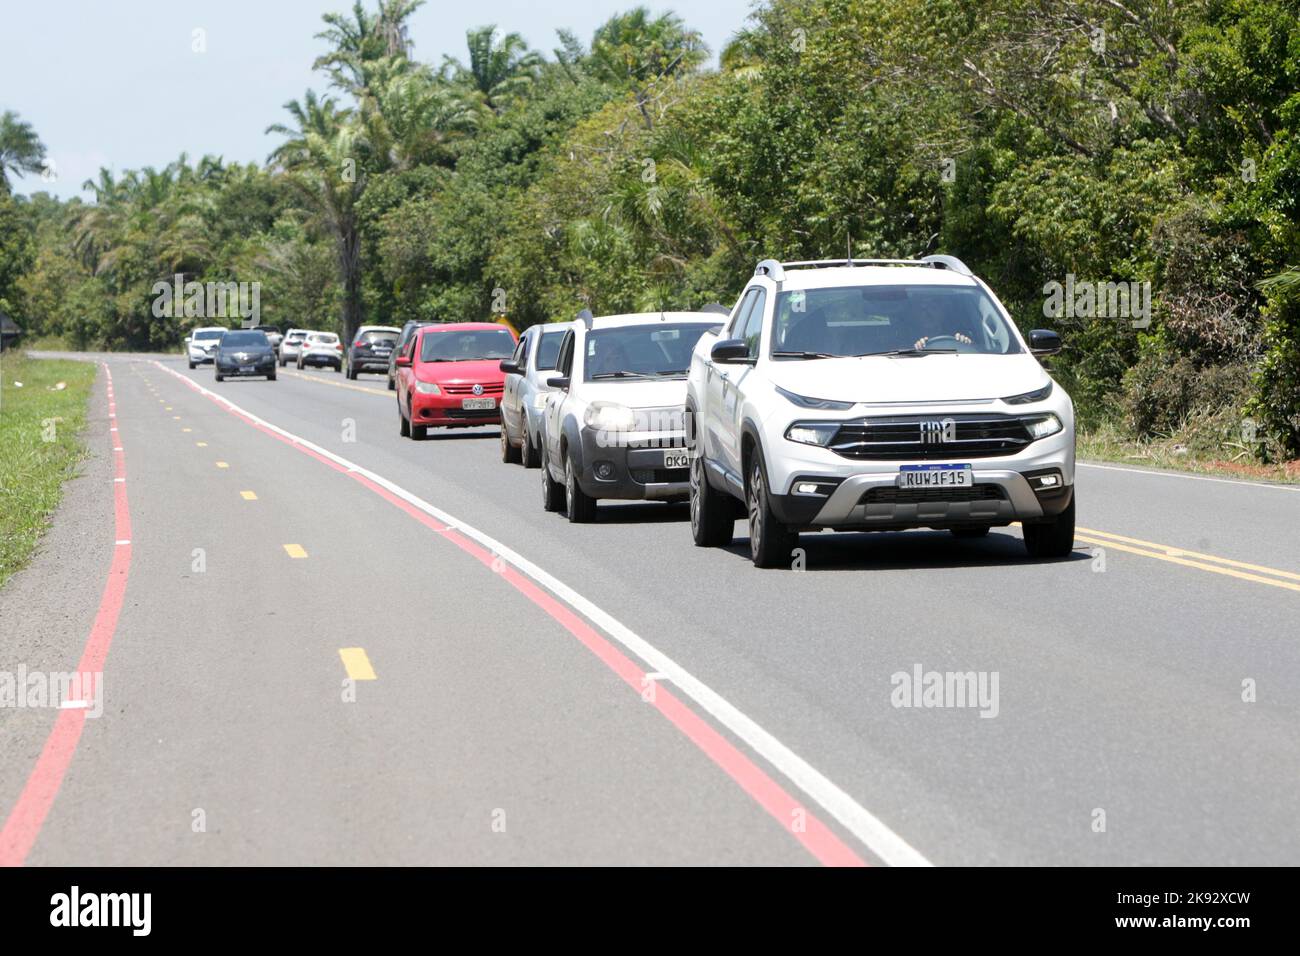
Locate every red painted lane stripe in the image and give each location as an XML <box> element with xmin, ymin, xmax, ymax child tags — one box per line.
<box><xmin>167</xmin><ymin>368</ymin><xmax>865</xmax><ymax>866</ymax></box>
<box><xmin>0</xmin><ymin>365</ymin><xmax>132</xmax><ymax>866</ymax></box>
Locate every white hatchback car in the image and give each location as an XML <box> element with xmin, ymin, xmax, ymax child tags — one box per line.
<box><xmin>539</xmin><ymin>310</ymin><xmax>726</xmax><ymax>522</ymax></box>
<box><xmin>296</xmin><ymin>331</ymin><xmax>343</xmax><ymax>371</ymax></box>
<box><xmin>685</xmin><ymin>256</ymin><xmax>1075</xmax><ymax>566</ymax></box>
<box><xmin>186</xmin><ymin>326</ymin><xmax>226</xmax><ymax>368</ymax></box>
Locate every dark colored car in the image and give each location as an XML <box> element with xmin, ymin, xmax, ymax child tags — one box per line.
<box><xmin>347</xmin><ymin>326</ymin><xmax>400</xmax><ymax>380</ymax></box>
<box><xmin>215</xmin><ymin>329</ymin><xmax>277</xmax><ymax>382</ymax></box>
<box><xmin>388</xmin><ymin>320</ymin><xmax>435</xmax><ymax>390</ymax></box>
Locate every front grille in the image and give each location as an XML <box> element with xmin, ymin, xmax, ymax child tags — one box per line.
<box><xmin>631</xmin><ymin>468</ymin><xmax>689</xmax><ymax>484</ymax></box>
<box><xmin>444</xmin><ymin>383</ymin><xmax>504</xmax><ymax>396</ymax></box>
<box><xmin>862</xmin><ymin>484</ymin><xmax>1007</xmax><ymax>504</ymax></box>
<box><xmin>445</xmin><ymin>408</ymin><xmax>500</xmax><ymax>420</ymax></box>
<box><xmin>830</xmin><ymin>415</ymin><xmax>1033</xmax><ymax>460</ymax></box>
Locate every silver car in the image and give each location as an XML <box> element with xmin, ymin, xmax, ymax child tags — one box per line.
<box><xmin>499</xmin><ymin>322</ymin><xmax>572</xmax><ymax>468</ymax></box>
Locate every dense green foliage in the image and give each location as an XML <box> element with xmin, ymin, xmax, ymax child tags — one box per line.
<box><xmin>3</xmin><ymin>0</ymin><xmax>1300</xmax><ymax>459</ymax></box>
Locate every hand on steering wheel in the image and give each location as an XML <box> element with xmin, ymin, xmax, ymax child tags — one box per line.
<box><xmin>913</xmin><ymin>332</ymin><xmax>972</xmax><ymax>350</ymax></box>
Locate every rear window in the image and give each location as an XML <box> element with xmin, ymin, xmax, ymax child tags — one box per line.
<box><xmin>361</xmin><ymin>331</ymin><xmax>398</xmax><ymax>345</ymax></box>
<box><xmin>309</xmin><ymin>333</ymin><xmax>338</xmax><ymax>344</ymax></box>
<box><xmin>286</xmin><ymin>331</ymin><xmax>308</xmax><ymax>342</ymax></box>
<box><xmin>420</xmin><ymin>328</ymin><xmax>516</xmax><ymax>363</ymax></box>
<box><xmin>220</xmin><ymin>330</ymin><xmax>269</xmax><ymax>347</ymax></box>
<box><xmin>193</xmin><ymin>329</ymin><xmax>224</xmax><ymax>341</ymax></box>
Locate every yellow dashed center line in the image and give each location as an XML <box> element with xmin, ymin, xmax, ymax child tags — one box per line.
<box><xmin>196</xmin><ymin>441</ymin><xmax>207</xmax><ymax>447</ymax></box>
<box><xmin>240</xmin><ymin>490</ymin><xmax>258</xmax><ymax>500</ymax></box>
<box><xmin>215</xmin><ymin>461</ymin><xmax>229</xmax><ymax>469</ymax></box>
<box><xmin>339</xmin><ymin>648</ymin><xmax>377</xmax><ymax>680</ymax></box>
<box><xmin>182</xmin><ymin>428</ymin><xmax>191</xmax><ymax>433</ymax></box>
<box><xmin>1076</xmin><ymin>525</ymin><xmax>1300</xmax><ymax>583</ymax></box>
<box><xmin>283</xmin><ymin>543</ymin><xmax>307</xmax><ymax>559</ymax></box>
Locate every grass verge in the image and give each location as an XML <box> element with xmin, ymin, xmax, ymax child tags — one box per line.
<box><xmin>0</xmin><ymin>351</ymin><xmax>98</xmax><ymax>588</ymax></box>
<box><xmin>1079</xmin><ymin>421</ymin><xmax>1300</xmax><ymax>484</ymax></box>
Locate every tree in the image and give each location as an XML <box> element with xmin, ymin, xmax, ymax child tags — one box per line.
<box><xmin>0</xmin><ymin>111</ymin><xmax>47</xmax><ymax>193</ymax></box>
<box><xmin>444</xmin><ymin>26</ymin><xmax>544</xmax><ymax>112</ymax></box>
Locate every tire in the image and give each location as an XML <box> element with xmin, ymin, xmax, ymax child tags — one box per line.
<box><xmin>1023</xmin><ymin>493</ymin><xmax>1076</xmax><ymax>559</ymax></box>
<box><xmin>387</xmin><ymin>375</ymin><xmax>395</xmax><ymax>391</ymax></box>
<box><xmin>398</xmin><ymin>398</ymin><xmax>410</xmax><ymax>437</ymax></box>
<box><xmin>951</xmin><ymin>526</ymin><xmax>990</xmax><ymax>538</ymax></box>
<box><xmin>188</xmin><ymin>360</ymin><xmax>196</xmax><ymax>369</ymax></box>
<box><xmin>540</xmin><ymin>447</ymin><xmax>565</xmax><ymax>513</ymax></box>
<box><xmin>500</xmin><ymin>423</ymin><xmax>521</xmax><ymax>464</ymax></box>
<box><xmin>214</xmin><ymin>373</ymin><xmax>224</xmax><ymax>382</ymax></box>
<box><xmin>347</xmin><ymin>364</ymin><xmax>357</xmax><ymax>380</ymax></box>
<box><xmin>565</xmin><ymin>453</ymin><xmax>597</xmax><ymax>523</ymax></box>
<box><xmin>268</xmin><ymin>370</ymin><xmax>277</xmax><ymax>381</ymax></box>
<box><xmin>746</xmin><ymin>450</ymin><xmax>797</xmax><ymax>568</ymax></box>
<box><xmin>410</xmin><ymin>411</ymin><xmax>428</xmax><ymax>440</ymax></box>
<box><xmin>689</xmin><ymin>447</ymin><xmax>734</xmax><ymax>547</ymax></box>
<box><xmin>520</xmin><ymin>421</ymin><xmax>539</xmax><ymax>469</ymax></box>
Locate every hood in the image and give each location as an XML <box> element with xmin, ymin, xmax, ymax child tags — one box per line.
<box><xmin>767</xmin><ymin>353</ymin><xmax>1048</xmax><ymax>404</ymax></box>
<box><xmin>578</xmin><ymin>377</ymin><xmax>688</xmax><ymax>408</ymax></box>
<box><xmin>417</xmin><ymin>358</ymin><xmax>507</xmax><ymax>384</ymax></box>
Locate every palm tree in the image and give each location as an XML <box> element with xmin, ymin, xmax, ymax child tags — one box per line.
<box><xmin>0</xmin><ymin>111</ymin><xmax>47</xmax><ymax>192</ymax></box>
<box><xmin>444</xmin><ymin>26</ymin><xmax>543</xmax><ymax>112</ymax></box>
<box><xmin>314</xmin><ymin>0</ymin><xmax>425</xmax><ymax>96</ymax></box>
<box><xmin>267</xmin><ymin>92</ymin><xmax>370</xmax><ymax>341</ymax></box>
<box><xmin>588</xmin><ymin>9</ymin><xmax>708</xmax><ymax>128</ymax></box>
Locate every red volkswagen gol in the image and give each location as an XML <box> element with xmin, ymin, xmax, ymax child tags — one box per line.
<box><xmin>395</xmin><ymin>322</ymin><xmax>518</xmax><ymax>439</ymax></box>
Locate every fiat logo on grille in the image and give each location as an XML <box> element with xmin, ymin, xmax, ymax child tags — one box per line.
<box><xmin>920</xmin><ymin>418</ymin><xmax>957</xmax><ymax>444</ymax></box>
<box><xmin>472</xmin><ymin>383</ymin><xmax>484</xmax><ymax>395</ymax></box>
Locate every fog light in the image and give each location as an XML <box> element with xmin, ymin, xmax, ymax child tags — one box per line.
<box><xmin>1037</xmin><ymin>474</ymin><xmax>1060</xmax><ymax>488</ymax></box>
<box><xmin>796</xmin><ymin>482</ymin><xmax>819</xmax><ymax>494</ymax></box>
<box><xmin>594</xmin><ymin>461</ymin><xmax>616</xmax><ymax>480</ymax></box>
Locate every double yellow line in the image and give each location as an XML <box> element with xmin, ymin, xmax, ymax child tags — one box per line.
<box><xmin>1072</xmin><ymin>526</ymin><xmax>1300</xmax><ymax>593</ymax></box>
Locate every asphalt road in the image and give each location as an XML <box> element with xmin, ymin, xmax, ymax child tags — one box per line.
<box><xmin>2</xmin><ymin>352</ymin><xmax>1298</xmax><ymax>866</ymax></box>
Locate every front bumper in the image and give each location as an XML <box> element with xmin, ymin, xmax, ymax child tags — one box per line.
<box><xmin>216</xmin><ymin>355</ymin><xmax>276</xmax><ymax>376</ymax></box>
<box><xmin>189</xmin><ymin>350</ymin><xmax>215</xmax><ymax>364</ymax></box>
<box><xmin>576</xmin><ymin>426</ymin><xmax>691</xmax><ymax>501</ymax></box>
<box><xmin>410</xmin><ymin>393</ymin><xmax>501</xmax><ymax>427</ymax></box>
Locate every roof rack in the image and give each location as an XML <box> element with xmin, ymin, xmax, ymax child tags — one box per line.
<box><xmin>753</xmin><ymin>255</ymin><xmax>972</xmax><ymax>282</ymax></box>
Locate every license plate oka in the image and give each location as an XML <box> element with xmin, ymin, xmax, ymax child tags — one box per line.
<box><xmin>663</xmin><ymin>450</ymin><xmax>690</xmax><ymax>469</ymax></box>
<box><xmin>897</xmin><ymin>464</ymin><xmax>972</xmax><ymax>488</ymax></box>
<box><xmin>462</xmin><ymin>397</ymin><xmax>495</xmax><ymax>411</ymax></box>
<box><xmin>373</xmin><ymin>348</ymin><xmax>391</xmax><ymax>356</ymax></box>
<box><xmin>238</xmin><ymin>366</ymin><xmax>254</xmax><ymax>374</ymax></box>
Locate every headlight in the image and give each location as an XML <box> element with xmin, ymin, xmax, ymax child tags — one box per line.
<box><xmin>1023</xmin><ymin>414</ymin><xmax>1063</xmax><ymax>439</ymax></box>
<box><xmin>1003</xmin><ymin>382</ymin><xmax>1053</xmax><ymax>405</ymax></box>
<box><xmin>584</xmin><ymin>402</ymin><xmax>636</xmax><ymax>431</ymax></box>
<box><xmin>785</xmin><ymin>421</ymin><xmax>840</xmax><ymax>446</ymax></box>
<box><xmin>415</xmin><ymin>381</ymin><xmax>441</xmax><ymax>395</ymax></box>
<box><xmin>775</xmin><ymin>385</ymin><xmax>854</xmax><ymax>411</ymax></box>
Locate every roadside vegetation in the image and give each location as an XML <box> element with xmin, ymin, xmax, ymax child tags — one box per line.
<box><xmin>0</xmin><ymin>353</ymin><xmax>97</xmax><ymax>586</ymax></box>
<box><xmin>2</xmin><ymin>0</ymin><xmax>1299</xmax><ymax>469</ymax></box>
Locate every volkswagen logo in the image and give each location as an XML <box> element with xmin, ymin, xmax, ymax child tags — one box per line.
<box><xmin>920</xmin><ymin>418</ymin><xmax>957</xmax><ymax>444</ymax></box>
<box><xmin>472</xmin><ymin>383</ymin><xmax>484</xmax><ymax>396</ymax></box>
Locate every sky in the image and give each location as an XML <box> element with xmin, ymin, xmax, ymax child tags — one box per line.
<box><xmin>1</xmin><ymin>0</ymin><xmax>757</xmax><ymax>201</ymax></box>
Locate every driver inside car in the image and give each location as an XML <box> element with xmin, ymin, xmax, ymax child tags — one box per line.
<box><xmin>912</xmin><ymin>306</ymin><xmax>975</xmax><ymax>350</ymax></box>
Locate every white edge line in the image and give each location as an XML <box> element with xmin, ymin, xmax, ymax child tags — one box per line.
<box><xmin>1079</xmin><ymin>460</ymin><xmax>1299</xmax><ymax>492</ymax></box>
<box><xmin>156</xmin><ymin>361</ymin><xmax>932</xmax><ymax>868</ymax></box>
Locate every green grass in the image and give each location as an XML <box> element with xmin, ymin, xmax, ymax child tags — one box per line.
<box><xmin>0</xmin><ymin>351</ymin><xmax>98</xmax><ymax>588</ymax></box>
<box><xmin>1078</xmin><ymin>421</ymin><xmax>1300</xmax><ymax>484</ymax></box>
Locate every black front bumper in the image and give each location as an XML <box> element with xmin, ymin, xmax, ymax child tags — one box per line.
<box><xmin>575</xmin><ymin>428</ymin><xmax>692</xmax><ymax>501</ymax></box>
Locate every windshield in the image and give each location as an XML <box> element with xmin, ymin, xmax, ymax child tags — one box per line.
<box><xmin>220</xmin><ymin>331</ymin><xmax>269</xmax><ymax>348</ymax></box>
<box><xmin>583</xmin><ymin>323</ymin><xmax>721</xmax><ymax>381</ymax></box>
<box><xmin>420</xmin><ymin>328</ymin><xmax>516</xmax><ymax>362</ymax></box>
<box><xmin>193</xmin><ymin>329</ymin><xmax>224</xmax><ymax>341</ymax></box>
<box><xmin>771</xmin><ymin>285</ymin><xmax>1021</xmax><ymax>358</ymax></box>
<box><xmin>286</xmin><ymin>331</ymin><xmax>307</xmax><ymax>342</ymax></box>
<box><xmin>536</xmin><ymin>330</ymin><xmax>564</xmax><ymax>371</ymax></box>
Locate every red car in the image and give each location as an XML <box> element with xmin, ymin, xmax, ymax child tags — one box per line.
<box><xmin>394</xmin><ymin>322</ymin><xmax>519</xmax><ymax>439</ymax></box>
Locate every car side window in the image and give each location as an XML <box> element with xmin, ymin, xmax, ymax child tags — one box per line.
<box><xmin>727</xmin><ymin>290</ymin><xmax>758</xmax><ymax>338</ymax></box>
<box><xmin>404</xmin><ymin>334</ymin><xmax>418</xmax><ymax>361</ymax></box>
<box><xmin>555</xmin><ymin>330</ymin><xmax>575</xmax><ymax>377</ymax></box>
<box><xmin>511</xmin><ymin>334</ymin><xmax>528</xmax><ymax>368</ymax></box>
<box><xmin>740</xmin><ymin>289</ymin><xmax>767</xmax><ymax>358</ymax></box>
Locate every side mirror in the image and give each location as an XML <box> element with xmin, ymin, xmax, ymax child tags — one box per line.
<box><xmin>546</xmin><ymin>375</ymin><xmax>570</xmax><ymax>390</ymax></box>
<box><xmin>1028</xmin><ymin>329</ymin><xmax>1062</xmax><ymax>356</ymax></box>
<box><xmin>395</xmin><ymin>354</ymin><xmax>412</xmax><ymax>367</ymax></box>
<box><xmin>499</xmin><ymin>359</ymin><xmax>520</xmax><ymax>375</ymax></box>
<box><xmin>711</xmin><ymin>339</ymin><xmax>753</xmax><ymax>365</ymax></box>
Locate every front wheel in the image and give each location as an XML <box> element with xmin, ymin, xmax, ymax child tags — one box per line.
<box><xmin>541</xmin><ymin>447</ymin><xmax>565</xmax><ymax>512</ymax></box>
<box><xmin>565</xmin><ymin>454</ymin><xmax>597</xmax><ymax>523</ymax></box>
<box><xmin>690</xmin><ymin>448</ymin><xmax>734</xmax><ymax>547</ymax></box>
<box><xmin>520</xmin><ymin>422</ymin><xmax>539</xmax><ymax>469</ymax></box>
<box><xmin>398</xmin><ymin>398</ymin><xmax>410</xmax><ymax>437</ymax></box>
<box><xmin>746</xmin><ymin>452</ymin><xmax>797</xmax><ymax>568</ymax></box>
<box><xmin>1023</xmin><ymin>494</ymin><xmax>1076</xmax><ymax>559</ymax></box>
<box><xmin>214</xmin><ymin>373</ymin><xmax>224</xmax><ymax>382</ymax></box>
<box><xmin>188</xmin><ymin>360</ymin><xmax>196</xmax><ymax>369</ymax></box>
<box><xmin>268</xmin><ymin>370</ymin><xmax>277</xmax><ymax>381</ymax></box>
